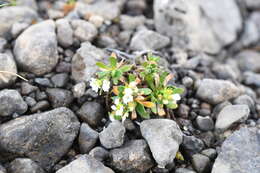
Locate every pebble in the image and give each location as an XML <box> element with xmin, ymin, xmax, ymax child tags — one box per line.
<box><xmin>89</xmin><ymin>147</ymin><xmax>109</xmax><ymax>162</ymax></box>
<box><xmin>8</xmin><ymin>158</ymin><xmax>45</xmax><ymax>173</ymax></box>
<box><xmin>191</xmin><ymin>154</ymin><xmax>211</xmax><ymax>173</ymax></box>
<box><xmin>46</xmin><ymin>88</ymin><xmax>73</xmax><ymax>108</ymax></box>
<box><xmin>51</xmin><ymin>73</ymin><xmax>69</xmax><ymax>88</ymax></box>
<box><xmin>195</xmin><ymin>116</ymin><xmax>214</xmax><ymax>131</ymax></box>
<box><xmin>0</xmin><ymin>53</ymin><xmax>17</xmax><ymax>88</ymax></box>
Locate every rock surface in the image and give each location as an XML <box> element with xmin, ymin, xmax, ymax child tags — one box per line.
<box><xmin>109</xmin><ymin>139</ymin><xmax>154</xmax><ymax>173</ymax></box>
<box><xmin>14</xmin><ymin>20</ymin><xmax>58</xmax><ymax>76</ymax></box>
<box><xmin>46</xmin><ymin>88</ymin><xmax>73</xmax><ymax>108</ymax></box>
<box><xmin>56</xmin><ymin>19</ymin><xmax>73</xmax><ymax>48</ymax></box>
<box><xmin>0</xmin><ymin>107</ymin><xmax>80</xmax><ymax>171</ymax></box>
<box><xmin>0</xmin><ymin>53</ymin><xmax>17</xmax><ymax>88</ymax></box>
<box><xmin>8</xmin><ymin>158</ymin><xmax>45</xmax><ymax>173</ymax></box>
<box><xmin>212</xmin><ymin>127</ymin><xmax>260</xmax><ymax>173</ymax></box>
<box><xmin>56</xmin><ymin>155</ymin><xmax>114</xmax><ymax>173</ymax></box>
<box><xmin>140</xmin><ymin>119</ymin><xmax>183</xmax><ymax>168</ymax></box>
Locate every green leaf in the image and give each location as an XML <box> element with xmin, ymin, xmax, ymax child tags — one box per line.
<box><xmin>167</xmin><ymin>102</ymin><xmax>178</xmax><ymax>109</ymax></box>
<box><xmin>145</xmin><ymin>75</ymin><xmax>155</xmax><ymax>90</ymax></box>
<box><xmin>114</xmin><ymin>115</ymin><xmax>122</xmax><ymax>120</ymax></box>
<box><xmin>118</xmin><ymin>86</ymin><xmax>125</xmax><ymax>93</ymax></box>
<box><xmin>97</xmin><ymin>71</ymin><xmax>108</xmax><ymax>78</ymax></box>
<box><xmin>119</xmin><ymin>65</ymin><xmax>132</xmax><ymax>73</ymax></box>
<box><xmin>173</xmin><ymin>88</ymin><xmax>184</xmax><ymax>94</ymax></box>
<box><xmin>151</xmin><ymin>106</ymin><xmax>157</xmax><ymax>114</ymax></box>
<box><xmin>128</xmin><ymin>74</ymin><xmax>136</xmax><ymax>83</ymax></box>
<box><xmin>109</xmin><ymin>57</ymin><xmax>117</xmax><ymax>68</ymax></box>
<box><xmin>113</xmin><ymin>78</ymin><xmax>119</xmax><ymax>85</ymax></box>
<box><xmin>139</xmin><ymin>88</ymin><xmax>152</xmax><ymax>95</ymax></box>
<box><xmin>96</xmin><ymin>62</ymin><xmax>110</xmax><ymax>70</ymax></box>
<box><xmin>136</xmin><ymin>103</ymin><xmax>150</xmax><ymax>119</ymax></box>
<box><xmin>112</xmin><ymin>70</ymin><xmax>122</xmax><ymax>79</ymax></box>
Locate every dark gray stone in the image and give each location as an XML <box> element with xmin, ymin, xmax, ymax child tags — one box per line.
<box><xmin>8</xmin><ymin>158</ymin><xmax>45</xmax><ymax>173</ymax></box>
<box><xmin>56</xmin><ymin>155</ymin><xmax>114</xmax><ymax>173</ymax></box>
<box><xmin>99</xmin><ymin>121</ymin><xmax>125</xmax><ymax>149</ymax></box>
<box><xmin>110</xmin><ymin>139</ymin><xmax>154</xmax><ymax>173</ymax></box>
<box><xmin>77</xmin><ymin>102</ymin><xmax>104</xmax><ymax>127</ymax></box>
<box><xmin>212</xmin><ymin>128</ymin><xmax>260</xmax><ymax>173</ymax></box>
<box><xmin>195</xmin><ymin>116</ymin><xmax>214</xmax><ymax>131</ymax></box>
<box><xmin>191</xmin><ymin>154</ymin><xmax>211</xmax><ymax>173</ymax></box>
<box><xmin>201</xmin><ymin>148</ymin><xmax>217</xmax><ymax>160</ymax></box>
<box><xmin>140</xmin><ymin>119</ymin><xmax>183</xmax><ymax>168</ymax></box>
<box><xmin>51</xmin><ymin>73</ymin><xmax>69</xmax><ymax>88</ymax></box>
<box><xmin>181</xmin><ymin>135</ymin><xmax>205</xmax><ymax>158</ymax></box>
<box><xmin>0</xmin><ymin>107</ymin><xmax>80</xmax><ymax>171</ymax></box>
<box><xmin>35</xmin><ymin>78</ymin><xmax>53</xmax><ymax>87</ymax></box>
<box><xmin>0</xmin><ymin>89</ymin><xmax>27</xmax><ymax>117</ymax></box>
<box><xmin>21</xmin><ymin>82</ymin><xmax>37</xmax><ymax>95</ymax></box>
<box><xmin>30</xmin><ymin>100</ymin><xmax>50</xmax><ymax>113</ymax></box>
<box><xmin>89</xmin><ymin>147</ymin><xmax>109</xmax><ymax>162</ymax></box>
<box><xmin>78</xmin><ymin>123</ymin><xmax>99</xmax><ymax>154</ymax></box>
<box><xmin>14</xmin><ymin>20</ymin><xmax>58</xmax><ymax>76</ymax></box>
<box><xmin>46</xmin><ymin>88</ymin><xmax>73</xmax><ymax>108</ymax></box>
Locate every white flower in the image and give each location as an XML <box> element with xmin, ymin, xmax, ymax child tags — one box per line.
<box><xmin>124</xmin><ymin>88</ymin><xmax>133</xmax><ymax>95</ymax></box>
<box><xmin>111</xmin><ymin>105</ymin><xmax>117</xmax><ymax>110</ymax></box>
<box><xmin>102</xmin><ymin>79</ymin><xmax>110</xmax><ymax>92</ymax></box>
<box><xmin>114</xmin><ymin>98</ymin><xmax>120</xmax><ymax>105</ymax></box>
<box><xmin>90</xmin><ymin>78</ymin><xmax>100</xmax><ymax>92</ymax></box>
<box><xmin>123</xmin><ymin>94</ymin><xmax>133</xmax><ymax>104</ymax></box>
<box><xmin>116</xmin><ymin>105</ymin><xmax>124</xmax><ymax>116</ymax></box>
<box><xmin>129</xmin><ymin>82</ymin><xmax>137</xmax><ymax>88</ymax></box>
<box><xmin>172</xmin><ymin>94</ymin><xmax>181</xmax><ymax>101</ymax></box>
<box><xmin>122</xmin><ymin>112</ymin><xmax>129</xmax><ymax>122</ymax></box>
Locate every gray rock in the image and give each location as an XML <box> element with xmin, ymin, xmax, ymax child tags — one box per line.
<box><xmin>71</xmin><ymin>20</ymin><xmax>98</xmax><ymax>42</ymax></box>
<box><xmin>191</xmin><ymin>154</ymin><xmax>211</xmax><ymax>173</ymax></box>
<box><xmin>46</xmin><ymin>88</ymin><xmax>73</xmax><ymax>108</ymax></box>
<box><xmin>0</xmin><ymin>107</ymin><xmax>80</xmax><ymax>171</ymax></box>
<box><xmin>99</xmin><ymin>121</ymin><xmax>125</xmax><ymax>149</ymax></box>
<box><xmin>120</xmin><ymin>15</ymin><xmax>145</xmax><ymax>30</ymax></box>
<box><xmin>175</xmin><ymin>168</ymin><xmax>196</xmax><ymax>173</ymax></box>
<box><xmin>240</xmin><ymin>18</ymin><xmax>259</xmax><ymax>47</ymax></box>
<box><xmin>79</xmin><ymin>123</ymin><xmax>99</xmax><ymax>154</ymax></box>
<box><xmin>0</xmin><ymin>53</ymin><xmax>17</xmax><ymax>88</ymax></box>
<box><xmin>212</xmin><ymin>63</ymin><xmax>239</xmax><ymax>81</ymax></box>
<box><xmin>130</xmin><ymin>29</ymin><xmax>170</xmax><ymax>51</ymax></box>
<box><xmin>0</xmin><ymin>38</ymin><xmax>7</xmax><ymax>52</ymax></box>
<box><xmin>77</xmin><ymin>102</ymin><xmax>104</xmax><ymax>127</ymax></box>
<box><xmin>201</xmin><ymin>148</ymin><xmax>217</xmax><ymax>160</ymax></box>
<box><xmin>47</xmin><ymin>9</ymin><xmax>64</xmax><ymax>20</ymax></box>
<box><xmin>212</xmin><ymin>101</ymin><xmax>232</xmax><ymax>120</ymax></box>
<box><xmin>212</xmin><ymin>127</ymin><xmax>260</xmax><ymax>173</ymax></box>
<box><xmin>35</xmin><ymin>78</ymin><xmax>53</xmax><ymax>87</ymax></box>
<box><xmin>11</xmin><ymin>22</ymin><xmax>29</xmax><ymax>38</ymax></box>
<box><xmin>30</xmin><ymin>100</ymin><xmax>50</xmax><ymax>113</ymax></box>
<box><xmin>0</xmin><ymin>6</ymin><xmax>38</xmax><ymax>39</ymax></box>
<box><xmin>245</xmin><ymin>0</ymin><xmax>260</xmax><ymax>9</ymax></box>
<box><xmin>233</xmin><ymin>95</ymin><xmax>255</xmax><ymax>113</ymax></box>
<box><xmin>72</xmin><ymin>82</ymin><xmax>86</xmax><ymax>98</ymax></box>
<box><xmin>140</xmin><ymin>119</ymin><xmax>183</xmax><ymax>168</ymax></box>
<box><xmin>243</xmin><ymin>71</ymin><xmax>260</xmax><ymax>87</ymax></box>
<box><xmin>89</xmin><ymin>147</ymin><xmax>109</xmax><ymax>162</ymax></box>
<box><xmin>51</xmin><ymin>73</ymin><xmax>69</xmax><ymax>88</ymax></box>
<box><xmin>196</xmin><ymin>79</ymin><xmax>241</xmax><ymax>105</ymax></box>
<box><xmin>56</xmin><ymin>155</ymin><xmax>114</xmax><ymax>173</ymax></box>
<box><xmin>16</xmin><ymin>0</ymin><xmax>38</xmax><ymax>10</ymax></box>
<box><xmin>8</xmin><ymin>158</ymin><xmax>45</xmax><ymax>173</ymax></box>
<box><xmin>24</xmin><ymin>97</ymin><xmax>36</xmax><ymax>107</ymax></box>
<box><xmin>97</xmin><ymin>35</ymin><xmax>117</xmax><ymax>48</ymax></box>
<box><xmin>56</xmin><ymin>19</ymin><xmax>73</xmax><ymax>48</ymax></box>
<box><xmin>0</xmin><ymin>89</ymin><xmax>27</xmax><ymax>117</ymax></box>
<box><xmin>110</xmin><ymin>139</ymin><xmax>154</xmax><ymax>173</ymax></box>
<box><xmin>195</xmin><ymin>116</ymin><xmax>214</xmax><ymax>131</ymax></box>
<box><xmin>21</xmin><ymin>82</ymin><xmax>37</xmax><ymax>95</ymax></box>
<box><xmin>14</xmin><ymin>20</ymin><xmax>58</xmax><ymax>76</ymax></box>
<box><xmin>181</xmin><ymin>135</ymin><xmax>205</xmax><ymax>158</ymax></box>
<box><xmin>71</xmin><ymin>42</ymin><xmax>106</xmax><ymax>82</ymax></box>
<box><xmin>215</xmin><ymin>105</ymin><xmax>250</xmax><ymax>132</ymax></box>
<box><xmin>236</xmin><ymin>50</ymin><xmax>260</xmax><ymax>73</ymax></box>
<box><xmin>0</xmin><ymin>164</ymin><xmax>6</xmax><ymax>173</ymax></box>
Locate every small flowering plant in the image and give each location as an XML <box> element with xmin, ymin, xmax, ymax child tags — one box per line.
<box><xmin>90</xmin><ymin>53</ymin><xmax>184</xmax><ymax>121</ymax></box>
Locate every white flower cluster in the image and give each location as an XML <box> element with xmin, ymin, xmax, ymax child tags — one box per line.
<box><xmin>90</xmin><ymin>78</ymin><xmax>110</xmax><ymax>93</ymax></box>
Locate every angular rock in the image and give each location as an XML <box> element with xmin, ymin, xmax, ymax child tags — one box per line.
<box><xmin>130</xmin><ymin>29</ymin><xmax>170</xmax><ymax>51</ymax></box>
<box><xmin>191</xmin><ymin>154</ymin><xmax>211</xmax><ymax>173</ymax></box>
<box><xmin>56</xmin><ymin>19</ymin><xmax>73</xmax><ymax>48</ymax></box>
<box><xmin>50</xmin><ymin>73</ymin><xmax>69</xmax><ymax>88</ymax></box>
<box><xmin>236</xmin><ymin>50</ymin><xmax>260</xmax><ymax>73</ymax></box>
<box><xmin>0</xmin><ymin>6</ymin><xmax>38</xmax><ymax>39</ymax></box>
<box><xmin>72</xmin><ymin>82</ymin><xmax>86</xmax><ymax>98</ymax></box>
<box><xmin>181</xmin><ymin>135</ymin><xmax>205</xmax><ymax>158</ymax></box>
<box><xmin>8</xmin><ymin>158</ymin><xmax>45</xmax><ymax>173</ymax></box>
<box><xmin>0</xmin><ymin>53</ymin><xmax>17</xmax><ymax>88</ymax></box>
<box><xmin>71</xmin><ymin>20</ymin><xmax>98</xmax><ymax>42</ymax></box>
<box><xmin>99</xmin><ymin>121</ymin><xmax>125</xmax><ymax>149</ymax></box>
<box><xmin>0</xmin><ymin>107</ymin><xmax>80</xmax><ymax>171</ymax></box>
<box><xmin>78</xmin><ymin>123</ymin><xmax>99</xmax><ymax>154</ymax></box>
<box><xmin>89</xmin><ymin>147</ymin><xmax>109</xmax><ymax>162</ymax></box>
<box><xmin>196</xmin><ymin>79</ymin><xmax>241</xmax><ymax>105</ymax></box>
<box><xmin>77</xmin><ymin>101</ymin><xmax>104</xmax><ymax>127</ymax></box>
<box><xmin>14</xmin><ymin>20</ymin><xmax>58</xmax><ymax>76</ymax></box>
<box><xmin>46</xmin><ymin>88</ymin><xmax>73</xmax><ymax>108</ymax></box>
<box><xmin>140</xmin><ymin>119</ymin><xmax>183</xmax><ymax>168</ymax></box>
<box><xmin>212</xmin><ymin>127</ymin><xmax>260</xmax><ymax>173</ymax></box>
<box><xmin>71</xmin><ymin>42</ymin><xmax>106</xmax><ymax>82</ymax></box>
<box><xmin>56</xmin><ymin>155</ymin><xmax>114</xmax><ymax>173</ymax></box>
<box><xmin>110</xmin><ymin>139</ymin><xmax>154</xmax><ymax>173</ymax></box>
<box><xmin>0</xmin><ymin>89</ymin><xmax>27</xmax><ymax>117</ymax></box>
<box><xmin>21</xmin><ymin>82</ymin><xmax>37</xmax><ymax>95</ymax></box>
<box><xmin>215</xmin><ymin>105</ymin><xmax>250</xmax><ymax>132</ymax></box>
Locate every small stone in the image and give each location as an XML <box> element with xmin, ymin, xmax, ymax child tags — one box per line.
<box><xmin>89</xmin><ymin>15</ymin><xmax>104</xmax><ymax>28</ymax></box>
<box><xmin>110</xmin><ymin>139</ymin><xmax>154</xmax><ymax>173</ymax></box>
<box><xmin>56</xmin><ymin>62</ymin><xmax>71</xmax><ymax>73</ymax></box>
<box><xmin>140</xmin><ymin>119</ymin><xmax>183</xmax><ymax>168</ymax></box>
<box><xmin>0</xmin><ymin>38</ymin><xmax>7</xmax><ymax>52</ymax></box>
<box><xmin>35</xmin><ymin>91</ymin><xmax>47</xmax><ymax>101</ymax></box>
<box><xmin>89</xmin><ymin>147</ymin><xmax>109</xmax><ymax>162</ymax></box>
<box><xmin>175</xmin><ymin>168</ymin><xmax>196</xmax><ymax>173</ymax></box>
<box><xmin>72</xmin><ymin>82</ymin><xmax>86</xmax><ymax>98</ymax></box>
<box><xmin>243</xmin><ymin>71</ymin><xmax>260</xmax><ymax>87</ymax></box>
<box><xmin>233</xmin><ymin>94</ymin><xmax>255</xmax><ymax>112</ymax></box>
<box><xmin>97</xmin><ymin>34</ymin><xmax>117</xmax><ymax>48</ymax></box>
<box><xmin>0</xmin><ymin>89</ymin><xmax>27</xmax><ymax>117</ymax></box>
<box><xmin>182</xmin><ymin>77</ymin><xmax>194</xmax><ymax>88</ymax></box>
<box><xmin>14</xmin><ymin>20</ymin><xmax>58</xmax><ymax>76</ymax></box>
<box><xmin>191</xmin><ymin>154</ymin><xmax>211</xmax><ymax>173</ymax></box>
<box><xmin>181</xmin><ymin>135</ymin><xmax>205</xmax><ymax>158</ymax></box>
<box><xmin>215</xmin><ymin>105</ymin><xmax>250</xmax><ymax>132</ymax></box>
<box><xmin>46</xmin><ymin>88</ymin><xmax>73</xmax><ymax>108</ymax></box>
<box><xmin>212</xmin><ymin>63</ymin><xmax>238</xmax><ymax>80</ymax></box>
<box><xmin>196</xmin><ymin>79</ymin><xmax>241</xmax><ymax>105</ymax></box>
<box><xmin>30</xmin><ymin>100</ymin><xmax>50</xmax><ymax>113</ymax></box>
<box><xmin>51</xmin><ymin>73</ymin><xmax>69</xmax><ymax>88</ymax></box>
<box><xmin>99</xmin><ymin>121</ymin><xmax>126</xmax><ymax>149</ymax></box>
<box><xmin>71</xmin><ymin>20</ymin><xmax>98</xmax><ymax>42</ymax></box>
<box><xmin>11</xmin><ymin>22</ymin><xmax>29</xmax><ymax>38</ymax></box>
<box><xmin>130</xmin><ymin>29</ymin><xmax>170</xmax><ymax>51</ymax></box>
<box><xmin>120</xmin><ymin>15</ymin><xmax>145</xmax><ymax>30</ymax></box>
<box><xmin>24</xmin><ymin>96</ymin><xmax>37</xmax><ymax>107</ymax></box>
<box><xmin>236</xmin><ymin>50</ymin><xmax>260</xmax><ymax>73</ymax></box>
<box><xmin>212</xmin><ymin>101</ymin><xmax>232</xmax><ymax>119</ymax></box>
<box><xmin>78</xmin><ymin>123</ymin><xmax>99</xmax><ymax>154</ymax></box>
<box><xmin>47</xmin><ymin>9</ymin><xmax>64</xmax><ymax>19</ymax></box>
<box><xmin>56</xmin><ymin>155</ymin><xmax>114</xmax><ymax>173</ymax></box>
<box><xmin>21</xmin><ymin>82</ymin><xmax>38</xmax><ymax>95</ymax></box>
<box><xmin>195</xmin><ymin>116</ymin><xmax>214</xmax><ymax>131</ymax></box>
<box><xmin>56</xmin><ymin>19</ymin><xmax>73</xmax><ymax>48</ymax></box>
<box><xmin>201</xmin><ymin>148</ymin><xmax>217</xmax><ymax>160</ymax></box>
<box><xmin>8</xmin><ymin>158</ymin><xmax>45</xmax><ymax>173</ymax></box>
<box><xmin>35</xmin><ymin>78</ymin><xmax>53</xmax><ymax>87</ymax></box>
<box><xmin>177</xmin><ymin>104</ymin><xmax>190</xmax><ymax>118</ymax></box>
<box><xmin>77</xmin><ymin>102</ymin><xmax>104</xmax><ymax>127</ymax></box>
